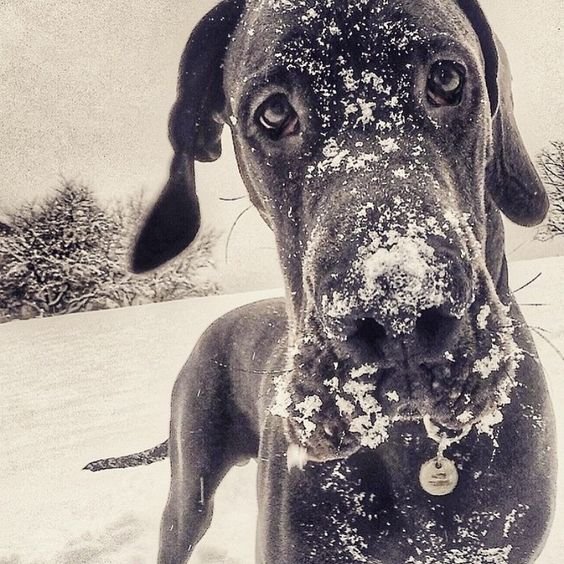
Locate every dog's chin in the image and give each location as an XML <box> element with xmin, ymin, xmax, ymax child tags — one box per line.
<box><xmin>284</xmin><ymin>419</ymin><xmax>362</xmax><ymax>469</ymax></box>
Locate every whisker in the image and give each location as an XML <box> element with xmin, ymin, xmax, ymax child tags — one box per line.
<box><xmin>530</xmin><ymin>327</ymin><xmax>564</xmax><ymax>365</ymax></box>
<box><xmin>225</xmin><ymin>205</ymin><xmax>253</xmax><ymax>262</ymax></box>
<box><xmin>512</xmin><ymin>272</ymin><xmax>542</xmax><ymax>293</ymax></box>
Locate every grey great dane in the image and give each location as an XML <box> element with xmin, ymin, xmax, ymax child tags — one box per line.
<box><xmin>91</xmin><ymin>0</ymin><xmax>557</xmax><ymax>562</ymax></box>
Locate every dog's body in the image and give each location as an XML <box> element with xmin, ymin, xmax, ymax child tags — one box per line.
<box><xmin>159</xmin><ymin>297</ymin><xmax>554</xmax><ymax>564</ymax></box>
<box><xmin>103</xmin><ymin>1</ymin><xmax>558</xmax><ymax>562</ymax></box>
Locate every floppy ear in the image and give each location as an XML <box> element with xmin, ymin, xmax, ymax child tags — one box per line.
<box><xmin>458</xmin><ymin>0</ymin><xmax>549</xmax><ymax>227</ymax></box>
<box><xmin>131</xmin><ymin>0</ymin><xmax>245</xmax><ymax>273</ymax></box>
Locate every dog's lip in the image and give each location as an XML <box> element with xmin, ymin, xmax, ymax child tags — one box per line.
<box><xmin>392</xmin><ymin>404</ymin><xmax>421</xmax><ymax>421</ymax></box>
<box><xmin>284</xmin><ymin>415</ymin><xmax>362</xmax><ymax>466</ymax></box>
<box><xmin>286</xmin><ymin>441</ymin><xmax>362</xmax><ymax>469</ymax></box>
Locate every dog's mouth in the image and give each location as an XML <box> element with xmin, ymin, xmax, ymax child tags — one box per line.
<box><xmin>275</xmin><ymin>296</ymin><xmax>523</xmax><ymax>468</ymax></box>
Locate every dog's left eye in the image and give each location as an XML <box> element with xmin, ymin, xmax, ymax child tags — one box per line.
<box><xmin>426</xmin><ymin>61</ymin><xmax>465</xmax><ymax>107</ymax></box>
<box><xmin>256</xmin><ymin>94</ymin><xmax>300</xmax><ymax>140</ymax></box>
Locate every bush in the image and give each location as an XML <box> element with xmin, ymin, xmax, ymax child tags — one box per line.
<box><xmin>0</xmin><ymin>181</ymin><xmax>219</xmax><ymax>322</ymax></box>
<box><xmin>0</xmin><ymin>181</ymin><xmax>116</xmax><ymax>319</ymax></box>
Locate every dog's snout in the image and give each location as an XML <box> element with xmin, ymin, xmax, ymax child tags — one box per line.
<box><xmin>320</xmin><ymin>238</ymin><xmax>474</xmax><ymax>360</ymax></box>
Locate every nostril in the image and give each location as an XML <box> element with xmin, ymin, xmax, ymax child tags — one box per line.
<box><xmin>353</xmin><ymin>317</ymin><xmax>388</xmax><ymax>345</ymax></box>
<box><xmin>415</xmin><ymin>307</ymin><xmax>458</xmax><ymax>347</ymax></box>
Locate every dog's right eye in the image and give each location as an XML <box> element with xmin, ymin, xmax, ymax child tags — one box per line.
<box><xmin>426</xmin><ymin>61</ymin><xmax>465</xmax><ymax>107</ymax></box>
<box><xmin>255</xmin><ymin>94</ymin><xmax>300</xmax><ymax>140</ymax></box>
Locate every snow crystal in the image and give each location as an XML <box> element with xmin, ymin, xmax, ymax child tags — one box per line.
<box><xmin>445</xmin><ymin>351</ymin><xmax>455</xmax><ymax>362</ymax></box>
<box><xmin>287</xmin><ymin>443</ymin><xmax>309</xmax><ymax>471</ymax></box>
<box><xmin>293</xmin><ymin>394</ymin><xmax>323</xmax><ymax>442</ymax></box>
<box><xmin>392</xmin><ymin>166</ymin><xmax>409</xmax><ymax>179</ymax></box>
<box><xmin>343</xmin><ymin>378</ymin><xmax>391</xmax><ymax>448</ymax></box>
<box><xmin>310</xmin><ymin>137</ymin><xmax>381</xmax><ymax>176</ymax></box>
<box><xmin>456</xmin><ymin>410</ymin><xmax>474</xmax><ymax>424</ymax></box>
<box><xmin>472</xmin><ymin>298</ymin><xmax>523</xmax><ymax>415</ymax></box>
<box><xmin>476</xmin><ymin>408</ymin><xmax>504</xmax><ymax>440</ymax></box>
<box><xmin>270</xmin><ymin>374</ymin><xmax>292</xmax><ymax>418</ymax></box>
<box><xmin>385</xmin><ymin>390</ymin><xmax>400</xmax><ymax>403</ymax></box>
<box><xmin>350</xmin><ymin>364</ymin><xmax>379</xmax><ymax>379</ymax></box>
<box><xmin>473</xmin><ymin>343</ymin><xmax>504</xmax><ymax>380</ymax></box>
<box><xmin>301</xmin><ymin>7</ymin><xmax>319</xmax><ymax>23</ymax></box>
<box><xmin>477</xmin><ymin>304</ymin><xmax>491</xmax><ymax>330</ymax></box>
<box><xmin>379</xmin><ymin>137</ymin><xmax>400</xmax><ymax>153</ymax></box>
<box><xmin>503</xmin><ymin>509</ymin><xmax>518</xmax><ymax>538</ymax></box>
<box><xmin>335</xmin><ymin>395</ymin><xmax>356</xmax><ymax>417</ymax></box>
<box><xmin>405</xmin><ymin>545</ymin><xmax>513</xmax><ymax>564</ymax></box>
<box><xmin>340</xmin><ymin>66</ymin><xmax>361</xmax><ymax>92</ymax></box>
<box><xmin>324</xmin><ymin>376</ymin><xmax>339</xmax><ymax>392</ymax></box>
<box><xmin>355</xmin><ymin>98</ymin><xmax>377</xmax><ymax>126</ymax></box>
<box><xmin>328</xmin><ymin>21</ymin><xmax>342</xmax><ymax>36</ymax></box>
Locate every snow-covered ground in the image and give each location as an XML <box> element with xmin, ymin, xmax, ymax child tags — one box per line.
<box><xmin>1</xmin><ymin>258</ymin><xmax>563</xmax><ymax>564</ymax></box>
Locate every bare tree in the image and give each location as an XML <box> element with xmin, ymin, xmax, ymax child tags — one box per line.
<box><xmin>0</xmin><ymin>181</ymin><xmax>115</xmax><ymax>320</ymax></box>
<box><xmin>537</xmin><ymin>141</ymin><xmax>564</xmax><ymax>240</ymax></box>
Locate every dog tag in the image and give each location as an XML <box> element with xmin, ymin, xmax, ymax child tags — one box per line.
<box><xmin>419</xmin><ymin>457</ymin><xmax>459</xmax><ymax>496</ymax></box>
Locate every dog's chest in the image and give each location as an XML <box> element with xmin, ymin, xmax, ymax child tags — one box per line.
<box><xmin>292</xmin><ymin>463</ymin><xmax>515</xmax><ymax>564</ymax></box>
<box><xmin>267</xmin><ymin>429</ymin><xmax>530</xmax><ymax>564</ymax></box>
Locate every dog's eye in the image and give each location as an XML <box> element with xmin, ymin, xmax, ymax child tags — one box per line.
<box><xmin>427</xmin><ymin>61</ymin><xmax>465</xmax><ymax>107</ymax></box>
<box><xmin>256</xmin><ymin>94</ymin><xmax>300</xmax><ymax>140</ymax></box>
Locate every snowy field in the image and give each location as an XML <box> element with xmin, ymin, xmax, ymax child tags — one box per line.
<box><xmin>1</xmin><ymin>257</ymin><xmax>563</xmax><ymax>564</ymax></box>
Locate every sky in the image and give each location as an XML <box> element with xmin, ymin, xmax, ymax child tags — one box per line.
<box><xmin>1</xmin><ymin>0</ymin><xmax>563</xmax><ymax>290</ymax></box>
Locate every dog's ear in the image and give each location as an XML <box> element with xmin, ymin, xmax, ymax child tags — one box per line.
<box><xmin>131</xmin><ymin>0</ymin><xmax>244</xmax><ymax>273</ymax></box>
<box><xmin>458</xmin><ymin>0</ymin><xmax>549</xmax><ymax>227</ymax></box>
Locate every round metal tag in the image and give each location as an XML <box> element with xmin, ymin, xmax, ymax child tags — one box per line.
<box><xmin>419</xmin><ymin>457</ymin><xmax>459</xmax><ymax>496</ymax></box>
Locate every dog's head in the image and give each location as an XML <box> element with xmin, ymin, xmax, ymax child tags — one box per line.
<box><xmin>132</xmin><ymin>0</ymin><xmax>548</xmax><ymax>462</ymax></box>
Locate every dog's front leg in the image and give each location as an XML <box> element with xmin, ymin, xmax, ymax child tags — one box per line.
<box><xmin>158</xmin><ymin>341</ymin><xmax>257</xmax><ymax>563</ymax></box>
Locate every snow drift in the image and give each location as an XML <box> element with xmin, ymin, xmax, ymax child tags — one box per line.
<box><xmin>1</xmin><ymin>258</ymin><xmax>563</xmax><ymax>563</ymax></box>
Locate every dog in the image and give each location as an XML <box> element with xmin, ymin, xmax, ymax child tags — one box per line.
<box><xmin>89</xmin><ymin>1</ymin><xmax>557</xmax><ymax>562</ymax></box>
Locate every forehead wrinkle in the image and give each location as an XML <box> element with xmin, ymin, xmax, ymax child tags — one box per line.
<box><xmin>230</xmin><ymin>0</ymin><xmax>483</xmax><ymax>77</ymax></box>
<box><xmin>225</xmin><ymin>0</ymin><xmax>487</xmax><ymax>127</ymax></box>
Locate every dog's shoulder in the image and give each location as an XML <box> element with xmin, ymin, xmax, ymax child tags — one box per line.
<box><xmin>208</xmin><ymin>296</ymin><xmax>287</xmax><ymax>334</ymax></box>
<box><xmin>217</xmin><ymin>296</ymin><xmax>287</xmax><ymax>325</ymax></box>
<box><xmin>193</xmin><ymin>297</ymin><xmax>289</xmax><ymax>363</ymax></box>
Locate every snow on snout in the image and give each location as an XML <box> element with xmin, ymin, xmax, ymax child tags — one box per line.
<box><xmin>322</xmin><ymin>218</ymin><xmax>458</xmax><ymax>337</ymax></box>
<box><xmin>357</xmin><ymin>232</ymin><xmax>450</xmax><ymax>335</ymax></box>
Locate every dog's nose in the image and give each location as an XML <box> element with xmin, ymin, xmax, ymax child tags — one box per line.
<box><xmin>351</xmin><ymin>305</ymin><xmax>463</xmax><ymax>357</ymax></box>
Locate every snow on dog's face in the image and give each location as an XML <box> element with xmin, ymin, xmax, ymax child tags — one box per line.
<box><xmin>224</xmin><ymin>0</ymin><xmax>522</xmax><ymax>462</ymax></box>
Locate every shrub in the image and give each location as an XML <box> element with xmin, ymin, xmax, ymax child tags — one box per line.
<box><xmin>0</xmin><ymin>181</ymin><xmax>115</xmax><ymax>319</ymax></box>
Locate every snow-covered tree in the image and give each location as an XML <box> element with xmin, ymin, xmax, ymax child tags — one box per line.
<box><xmin>0</xmin><ymin>181</ymin><xmax>219</xmax><ymax>322</ymax></box>
<box><xmin>0</xmin><ymin>181</ymin><xmax>115</xmax><ymax>319</ymax></box>
<box><xmin>537</xmin><ymin>141</ymin><xmax>564</xmax><ymax>240</ymax></box>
